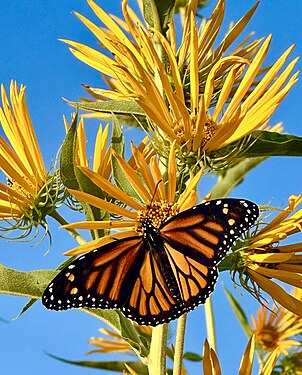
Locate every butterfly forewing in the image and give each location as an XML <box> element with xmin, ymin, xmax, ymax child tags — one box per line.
<box><xmin>42</xmin><ymin>237</ymin><xmax>145</xmax><ymax>310</ymax></box>
<box><xmin>160</xmin><ymin>199</ymin><xmax>259</xmax><ymax>267</ymax></box>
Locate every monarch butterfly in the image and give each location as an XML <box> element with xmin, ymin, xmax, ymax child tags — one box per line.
<box><xmin>42</xmin><ymin>198</ymin><xmax>258</xmax><ymax>326</ymax></box>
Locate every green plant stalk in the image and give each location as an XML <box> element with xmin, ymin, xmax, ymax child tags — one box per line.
<box><xmin>50</xmin><ymin>210</ymin><xmax>86</xmax><ymax>245</ymax></box>
<box><xmin>148</xmin><ymin>323</ymin><xmax>168</xmax><ymax>375</ymax></box>
<box><xmin>173</xmin><ymin>313</ymin><xmax>187</xmax><ymax>375</ymax></box>
<box><xmin>149</xmin><ymin>0</ymin><xmax>165</xmax><ymax>59</ymax></box>
<box><xmin>146</xmin><ymin>4</ymin><xmax>170</xmax><ymax>373</ymax></box>
<box><xmin>205</xmin><ymin>296</ymin><xmax>216</xmax><ymax>351</ymax></box>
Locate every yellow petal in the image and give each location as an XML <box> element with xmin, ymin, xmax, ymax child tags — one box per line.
<box><xmin>259</xmin><ymin>347</ymin><xmax>280</xmax><ymax>375</ymax></box>
<box><xmin>248</xmin><ymin>269</ymin><xmax>302</xmax><ymax>316</ymax></box>
<box><xmin>79</xmin><ymin>166</ymin><xmax>143</xmax><ymax>211</ymax></box>
<box><xmin>61</xmin><ymin>220</ymin><xmax>135</xmax><ymax>230</ymax></box>
<box><xmin>238</xmin><ymin>335</ymin><xmax>255</xmax><ymax>375</ymax></box>
<box><xmin>63</xmin><ymin>230</ymin><xmax>138</xmax><ymax>256</ymax></box>
<box><xmin>69</xmin><ymin>189</ymin><xmax>137</xmax><ymax>220</ymax></box>
<box><xmin>112</xmin><ymin>151</ymin><xmax>151</xmax><ymax>203</ymax></box>
<box><xmin>202</xmin><ymin>339</ymin><xmax>214</xmax><ymax>375</ymax></box>
<box><xmin>247</xmin><ymin>253</ymin><xmax>293</xmax><ymax>263</ymax></box>
<box><xmin>168</xmin><ymin>142</ymin><xmax>176</xmax><ymax>203</ymax></box>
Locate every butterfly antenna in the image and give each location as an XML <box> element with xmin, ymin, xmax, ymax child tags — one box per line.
<box><xmin>150</xmin><ymin>179</ymin><xmax>163</xmax><ymax>204</ymax></box>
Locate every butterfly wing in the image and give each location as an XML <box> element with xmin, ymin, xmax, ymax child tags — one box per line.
<box><xmin>42</xmin><ymin>237</ymin><xmax>146</xmax><ymax>310</ymax></box>
<box><xmin>42</xmin><ymin>198</ymin><xmax>259</xmax><ymax>326</ymax></box>
<box><xmin>143</xmin><ymin>198</ymin><xmax>259</xmax><ymax>317</ymax></box>
<box><xmin>160</xmin><ymin>198</ymin><xmax>259</xmax><ymax>267</ymax></box>
<box><xmin>42</xmin><ymin>235</ymin><xmax>190</xmax><ymax>326</ymax></box>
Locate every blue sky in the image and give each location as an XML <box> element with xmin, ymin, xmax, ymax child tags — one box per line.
<box><xmin>0</xmin><ymin>1</ymin><xmax>301</xmax><ymax>374</ymax></box>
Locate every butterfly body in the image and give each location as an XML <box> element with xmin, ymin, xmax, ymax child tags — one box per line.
<box><xmin>42</xmin><ymin>199</ymin><xmax>259</xmax><ymax>326</ymax></box>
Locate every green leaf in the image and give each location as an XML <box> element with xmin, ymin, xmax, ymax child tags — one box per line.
<box><xmin>215</xmin><ymin>131</ymin><xmax>302</xmax><ymax>159</ymax></box>
<box><xmin>14</xmin><ymin>299</ymin><xmax>38</xmax><ymax>319</ymax></box>
<box><xmin>111</xmin><ymin>118</ymin><xmax>143</xmax><ymax>202</ymax></box>
<box><xmin>59</xmin><ymin>114</ymin><xmax>80</xmax><ymax>190</ymax></box>
<box><xmin>183</xmin><ymin>351</ymin><xmax>202</xmax><ymax>362</ymax></box>
<box><xmin>66</xmin><ymin>99</ymin><xmax>149</xmax><ymax>129</ymax></box>
<box><xmin>210</xmin><ymin>157</ymin><xmax>265</xmax><ymax>198</ymax></box>
<box><xmin>46</xmin><ymin>353</ymin><xmax>148</xmax><ymax>374</ymax></box>
<box><xmin>66</xmin><ymin>99</ymin><xmax>145</xmax><ymax>117</ymax></box>
<box><xmin>142</xmin><ymin>0</ymin><xmax>176</xmax><ymax>33</ymax></box>
<box><xmin>223</xmin><ymin>285</ymin><xmax>253</xmax><ymax>337</ymax></box>
<box><xmin>0</xmin><ymin>264</ymin><xmax>57</xmax><ymax>299</ymax></box>
<box><xmin>118</xmin><ymin>311</ymin><xmax>150</xmax><ymax>358</ymax></box>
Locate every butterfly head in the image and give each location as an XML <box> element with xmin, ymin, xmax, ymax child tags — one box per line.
<box><xmin>135</xmin><ymin>200</ymin><xmax>178</xmax><ymax>246</ymax></box>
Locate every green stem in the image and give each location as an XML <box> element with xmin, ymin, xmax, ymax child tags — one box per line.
<box><xmin>49</xmin><ymin>210</ymin><xmax>86</xmax><ymax>246</ymax></box>
<box><xmin>148</xmin><ymin>323</ymin><xmax>168</xmax><ymax>375</ymax></box>
<box><xmin>173</xmin><ymin>313</ymin><xmax>187</xmax><ymax>375</ymax></box>
<box><xmin>205</xmin><ymin>296</ymin><xmax>216</xmax><ymax>351</ymax></box>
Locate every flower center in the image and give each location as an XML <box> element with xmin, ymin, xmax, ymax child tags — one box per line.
<box><xmin>173</xmin><ymin>115</ymin><xmax>217</xmax><ymax>149</ymax></box>
<box><xmin>255</xmin><ymin>325</ymin><xmax>280</xmax><ymax>351</ymax></box>
<box><xmin>136</xmin><ymin>200</ymin><xmax>178</xmax><ymax>231</ymax></box>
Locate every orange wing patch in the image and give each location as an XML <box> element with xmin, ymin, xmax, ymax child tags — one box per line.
<box><xmin>128</xmin><ymin>251</ymin><xmax>176</xmax><ymax>317</ymax></box>
<box><xmin>164</xmin><ymin>243</ymin><xmax>209</xmax><ymax>302</ymax></box>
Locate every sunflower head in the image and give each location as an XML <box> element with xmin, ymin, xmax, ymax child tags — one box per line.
<box><xmin>0</xmin><ymin>81</ymin><xmax>65</xmax><ymax>239</ymax></box>
<box><xmin>136</xmin><ymin>199</ymin><xmax>179</xmax><ymax>232</ymax></box>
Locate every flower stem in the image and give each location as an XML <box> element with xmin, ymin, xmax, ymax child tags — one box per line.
<box><xmin>49</xmin><ymin>210</ymin><xmax>86</xmax><ymax>245</ymax></box>
<box><xmin>148</xmin><ymin>323</ymin><xmax>168</xmax><ymax>375</ymax></box>
<box><xmin>173</xmin><ymin>313</ymin><xmax>187</xmax><ymax>375</ymax></box>
<box><xmin>205</xmin><ymin>296</ymin><xmax>216</xmax><ymax>351</ymax></box>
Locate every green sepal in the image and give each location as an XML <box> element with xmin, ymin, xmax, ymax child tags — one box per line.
<box><xmin>142</xmin><ymin>0</ymin><xmax>176</xmax><ymax>33</ymax></box>
<box><xmin>214</xmin><ymin>131</ymin><xmax>302</xmax><ymax>159</ymax></box>
<box><xmin>223</xmin><ymin>285</ymin><xmax>253</xmax><ymax>337</ymax></box>
<box><xmin>60</xmin><ymin>113</ymin><xmax>109</xmax><ymax>239</ymax></box>
<box><xmin>0</xmin><ymin>264</ymin><xmax>57</xmax><ymax>299</ymax></box>
<box><xmin>182</xmin><ymin>351</ymin><xmax>202</xmax><ymax>362</ymax></box>
<box><xmin>46</xmin><ymin>353</ymin><xmax>149</xmax><ymax>374</ymax></box>
<box><xmin>210</xmin><ymin>157</ymin><xmax>265</xmax><ymax>198</ymax></box>
<box><xmin>66</xmin><ymin>99</ymin><xmax>145</xmax><ymax>117</ymax></box>
<box><xmin>111</xmin><ymin>117</ymin><xmax>144</xmax><ymax>203</ymax></box>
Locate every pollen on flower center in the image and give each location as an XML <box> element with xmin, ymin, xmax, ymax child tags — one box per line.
<box><xmin>172</xmin><ymin>115</ymin><xmax>217</xmax><ymax>149</ymax></box>
<box><xmin>136</xmin><ymin>200</ymin><xmax>179</xmax><ymax>231</ymax></box>
<box><xmin>256</xmin><ymin>326</ymin><xmax>280</xmax><ymax>351</ymax></box>
<box><xmin>200</xmin><ymin>118</ymin><xmax>217</xmax><ymax>148</ymax></box>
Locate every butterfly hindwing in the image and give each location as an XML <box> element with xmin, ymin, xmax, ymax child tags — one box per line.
<box><xmin>121</xmin><ymin>247</ymin><xmax>180</xmax><ymax>325</ymax></box>
<box><xmin>162</xmin><ymin>241</ymin><xmax>219</xmax><ymax>308</ymax></box>
<box><xmin>160</xmin><ymin>198</ymin><xmax>259</xmax><ymax>267</ymax></box>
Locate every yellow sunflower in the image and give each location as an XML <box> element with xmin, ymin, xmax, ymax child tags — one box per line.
<box><xmin>88</xmin><ymin>325</ymin><xmax>151</xmax><ymax>355</ymax></box>
<box><xmin>62</xmin><ymin>141</ymin><xmax>203</xmax><ymax>256</ymax></box>
<box><xmin>0</xmin><ymin>81</ymin><xmax>62</xmax><ymax>235</ymax></box>
<box><xmin>234</xmin><ymin>194</ymin><xmax>302</xmax><ymax>316</ymax></box>
<box><xmin>62</xmin><ymin>0</ymin><xmax>298</xmax><ymax>159</ymax></box>
<box><xmin>252</xmin><ymin>288</ymin><xmax>302</xmax><ymax>355</ymax></box>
